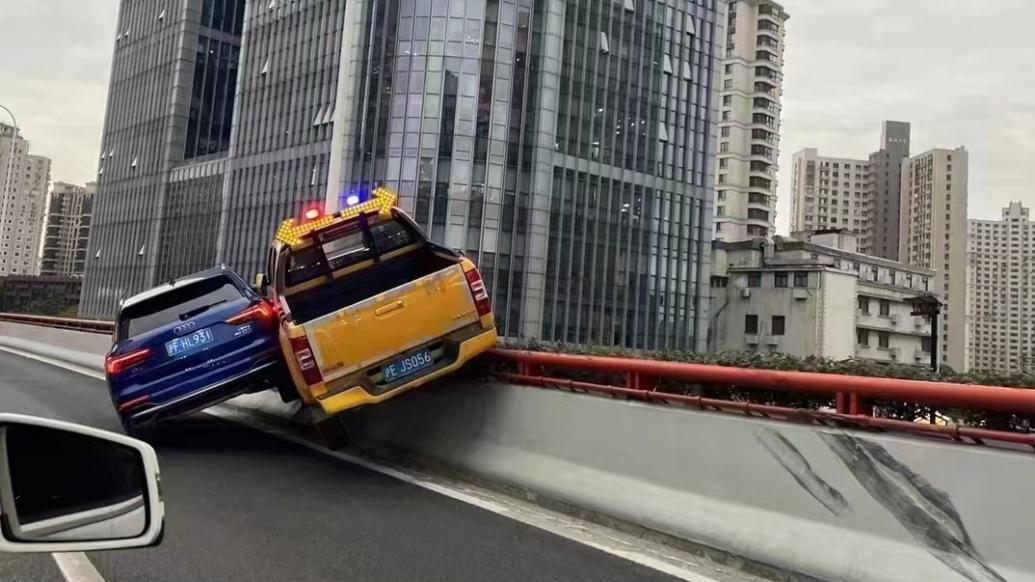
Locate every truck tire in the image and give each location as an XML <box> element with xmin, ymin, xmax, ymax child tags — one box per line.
<box><xmin>275</xmin><ymin>378</ymin><xmax>300</xmax><ymax>403</ymax></box>
<box><xmin>314</xmin><ymin>414</ymin><xmax>352</xmax><ymax>450</ymax></box>
<box><xmin>270</xmin><ymin>363</ymin><xmax>300</xmax><ymax>403</ymax></box>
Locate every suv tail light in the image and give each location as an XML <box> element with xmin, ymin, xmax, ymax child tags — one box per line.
<box><xmin>290</xmin><ymin>335</ymin><xmax>324</xmax><ymax>386</ymax></box>
<box><xmin>105</xmin><ymin>348</ymin><xmax>151</xmax><ymax>375</ymax></box>
<box><xmin>464</xmin><ymin>268</ymin><xmax>492</xmax><ymax>317</ymax></box>
<box><xmin>225</xmin><ymin>301</ymin><xmax>277</xmax><ymax>325</ymax></box>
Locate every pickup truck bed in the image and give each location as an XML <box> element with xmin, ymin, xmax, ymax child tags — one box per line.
<box><xmin>287</xmin><ymin>247</ymin><xmax>457</xmax><ymax>324</ymax></box>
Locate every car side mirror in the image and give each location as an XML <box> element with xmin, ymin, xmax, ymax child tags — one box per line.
<box><xmin>0</xmin><ymin>414</ymin><xmax>164</xmax><ymax>553</ymax></box>
<box><xmin>253</xmin><ymin>273</ymin><xmax>269</xmax><ymax>296</ymax></box>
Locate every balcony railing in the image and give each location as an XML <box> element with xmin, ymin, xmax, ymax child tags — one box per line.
<box><xmin>753</xmin><ymin>81</ymin><xmax>778</xmax><ymax>96</ymax></box>
<box><xmin>752</xmin><ymin>115</ymin><xmax>777</xmax><ymax>128</ymax></box>
<box><xmin>751</xmin><ymin>130</ymin><xmax>776</xmax><ymax>143</ymax></box>
<box><xmin>754</xmin><ymin>67</ymin><xmax>781</xmax><ymax>81</ymax></box>
<box><xmin>756</xmin><ymin>36</ymin><xmax>779</xmax><ymax>49</ymax></box>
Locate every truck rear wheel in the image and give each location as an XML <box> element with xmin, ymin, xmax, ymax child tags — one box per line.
<box><xmin>314</xmin><ymin>414</ymin><xmax>351</xmax><ymax>450</ymax></box>
<box><xmin>274</xmin><ymin>374</ymin><xmax>301</xmax><ymax>403</ymax></box>
<box><xmin>267</xmin><ymin>362</ymin><xmax>300</xmax><ymax>403</ymax></box>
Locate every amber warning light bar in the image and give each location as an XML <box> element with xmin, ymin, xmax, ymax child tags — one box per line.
<box><xmin>275</xmin><ymin>187</ymin><xmax>398</xmax><ymax>246</ymax></box>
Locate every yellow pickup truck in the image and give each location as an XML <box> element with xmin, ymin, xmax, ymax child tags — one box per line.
<box><xmin>261</xmin><ymin>187</ymin><xmax>497</xmax><ymax>443</ymax></box>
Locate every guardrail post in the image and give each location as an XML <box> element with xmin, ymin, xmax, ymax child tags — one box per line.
<box><xmin>835</xmin><ymin>392</ymin><xmax>849</xmax><ymax>414</ymax></box>
<box><xmin>627</xmin><ymin>372</ymin><xmax>656</xmax><ymax>392</ymax></box>
<box><xmin>518</xmin><ymin>361</ymin><xmax>543</xmax><ymax>377</ymax></box>
<box><xmin>848</xmin><ymin>393</ymin><xmax>872</xmax><ymax>416</ymax></box>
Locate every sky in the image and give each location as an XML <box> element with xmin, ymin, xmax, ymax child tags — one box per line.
<box><xmin>0</xmin><ymin>1</ymin><xmax>118</xmax><ymax>186</ymax></box>
<box><xmin>776</xmin><ymin>0</ymin><xmax>1035</xmax><ymax>228</ymax></box>
<box><xmin>0</xmin><ymin>0</ymin><xmax>1032</xmax><ymax>226</ymax></box>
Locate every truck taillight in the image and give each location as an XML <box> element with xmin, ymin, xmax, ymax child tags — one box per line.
<box><xmin>225</xmin><ymin>301</ymin><xmax>276</xmax><ymax>325</ymax></box>
<box><xmin>289</xmin><ymin>335</ymin><xmax>324</xmax><ymax>386</ymax></box>
<box><xmin>105</xmin><ymin>348</ymin><xmax>151</xmax><ymax>375</ymax></box>
<box><xmin>465</xmin><ymin>268</ymin><xmax>492</xmax><ymax>317</ymax></box>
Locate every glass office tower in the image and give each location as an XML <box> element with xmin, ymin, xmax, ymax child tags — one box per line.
<box><xmin>331</xmin><ymin>0</ymin><xmax>722</xmax><ymax>350</ymax></box>
<box><xmin>84</xmin><ymin>0</ymin><xmax>722</xmax><ymax>351</ymax></box>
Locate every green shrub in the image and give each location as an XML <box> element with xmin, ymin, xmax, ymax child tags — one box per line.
<box><xmin>491</xmin><ymin>339</ymin><xmax>1035</xmax><ymax>429</ymax></box>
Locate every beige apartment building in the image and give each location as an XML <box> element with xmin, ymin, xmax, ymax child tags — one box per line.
<box><xmin>41</xmin><ymin>182</ymin><xmax>96</xmax><ymax>277</ymax></box>
<box><xmin>0</xmin><ymin>123</ymin><xmax>52</xmax><ymax>276</ymax></box>
<box><xmin>790</xmin><ymin>148</ymin><xmax>872</xmax><ymax>254</ymax></box>
<box><xmin>899</xmin><ymin>147</ymin><xmax>968</xmax><ymax>371</ymax></box>
<box><xmin>715</xmin><ymin>0</ymin><xmax>789</xmax><ymax>242</ymax></box>
<box><xmin>789</xmin><ymin>122</ymin><xmax>912</xmax><ymax>260</ymax></box>
<box><xmin>967</xmin><ymin>202</ymin><xmax>1034</xmax><ymax>373</ymax></box>
<box><xmin>710</xmin><ymin>231</ymin><xmax>935</xmax><ymax>365</ymax></box>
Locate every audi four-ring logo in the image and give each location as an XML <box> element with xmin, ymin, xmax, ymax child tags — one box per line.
<box><xmin>174</xmin><ymin>321</ymin><xmax>197</xmax><ymax>335</ymax></box>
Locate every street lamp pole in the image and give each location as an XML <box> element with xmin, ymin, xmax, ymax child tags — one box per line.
<box><xmin>907</xmin><ymin>293</ymin><xmax>942</xmax><ymax>373</ymax></box>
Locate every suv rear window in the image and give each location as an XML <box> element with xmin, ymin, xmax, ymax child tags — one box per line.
<box><xmin>284</xmin><ymin>217</ymin><xmax>417</xmax><ymax>287</ymax></box>
<box><xmin>117</xmin><ymin>276</ymin><xmax>243</xmax><ymax>340</ymax></box>
<box><xmin>369</xmin><ymin>218</ymin><xmax>416</xmax><ymax>255</ymax></box>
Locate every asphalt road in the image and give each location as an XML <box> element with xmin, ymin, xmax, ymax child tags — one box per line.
<box><xmin>0</xmin><ymin>350</ymin><xmax>679</xmax><ymax>582</ymax></box>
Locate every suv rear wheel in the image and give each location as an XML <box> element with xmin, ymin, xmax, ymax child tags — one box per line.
<box><xmin>121</xmin><ymin>417</ymin><xmax>161</xmax><ymax>443</ymax></box>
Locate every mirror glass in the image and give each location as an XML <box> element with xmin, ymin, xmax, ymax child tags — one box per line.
<box><xmin>2</xmin><ymin>424</ymin><xmax>148</xmax><ymax>542</ymax></box>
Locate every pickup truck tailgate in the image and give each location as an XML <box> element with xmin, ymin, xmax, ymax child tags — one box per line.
<box><xmin>305</xmin><ymin>264</ymin><xmax>479</xmax><ymax>382</ymax></box>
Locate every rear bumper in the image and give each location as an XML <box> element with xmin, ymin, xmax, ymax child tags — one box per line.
<box><xmin>123</xmin><ymin>356</ymin><xmax>281</xmax><ymax>426</ymax></box>
<box><xmin>316</xmin><ymin>327</ymin><xmax>497</xmax><ymax>415</ymax></box>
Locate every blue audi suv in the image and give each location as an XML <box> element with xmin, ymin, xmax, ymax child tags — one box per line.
<box><xmin>105</xmin><ymin>267</ymin><xmax>286</xmax><ymax>439</ymax></box>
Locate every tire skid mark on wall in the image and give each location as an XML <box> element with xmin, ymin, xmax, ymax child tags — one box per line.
<box><xmin>821</xmin><ymin>433</ymin><xmax>1006</xmax><ymax>582</ymax></box>
<box><xmin>755</xmin><ymin>428</ymin><xmax>851</xmax><ymax>516</ymax></box>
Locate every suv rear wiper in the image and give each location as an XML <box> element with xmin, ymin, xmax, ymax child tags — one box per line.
<box><xmin>178</xmin><ymin>299</ymin><xmax>228</xmax><ymax>321</ymax></box>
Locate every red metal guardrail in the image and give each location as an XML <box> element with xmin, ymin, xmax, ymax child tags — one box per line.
<box><xmin>3</xmin><ymin>312</ymin><xmax>1033</xmax><ymax>449</ymax></box>
<box><xmin>490</xmin><ymin>349</ymin><xmax>1035</xmax><ymax>449</ymax></box>
<box><xmin>0</xmin><ymin>312</ymin><xmax>114</xmax><ymax>334</ymax></box>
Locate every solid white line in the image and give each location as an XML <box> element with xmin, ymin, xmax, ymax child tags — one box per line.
<box><xmin>51</xmin><ymin>552</ymin><xmax>106</xmax><ymax>582</ymax></box>
<box><xmin>4</xmin><ymin>346</ymin><xmax>725</xmax><ymax>582</ymax></box>
<box><xmin>0</xmin><ymin>346</ymin><xmax>105</xmax><ymax>381</ymax></box>
<box><xmin>0</xmin><ymin>350</ymin><xmax>109</xmax><ymax>582</ymax></box>
<box><xmin>204</xmin><ymin>406</ymin><xmax>721</xmax><ymax>582</ymax></box>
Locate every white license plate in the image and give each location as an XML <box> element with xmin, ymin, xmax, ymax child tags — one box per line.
<box><xmin>383</xmin><ymin>349</ymin><xmax>434</xmax><ymax>383</ymax></box>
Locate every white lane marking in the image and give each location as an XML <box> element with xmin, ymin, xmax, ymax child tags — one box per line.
<box><xmin>4</xmin><ymin>346</ymin><xmax>734</xmax><ymax>582</ymax></box>
<box><xmin>205</xmin><ymin>406</ymin><xmax>724</xmax><ymax>582</ymax></box>
<box><xmin>0</xmin><ymin>349</ymin><xmax>109</xmax><ymax>582</ymax></box>
<box><xmin>51</xmin><ymin>552</ymin><xmax>106</xmax><ymax>582</ymax></box>
<box><xmin>0</xmin><ymin>347</ymin><xmax>105</xmax><ymax>381</ymax></box>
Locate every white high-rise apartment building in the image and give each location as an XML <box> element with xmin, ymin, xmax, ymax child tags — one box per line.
<box><xmin>967</xmin><ymin>202</ymin><xmax>1034</xmax><ymax>373</ymax></box>
<box><xmin>715</xmin><ymin>0</ymin><xmax>789</xmax><ymax>241</ymax></box>
<box><xmin>0</xmin><ymin>123</ymin><xmax>52</xmax><ymax>276</ymax></box>
<box><xmin>790</xmin><ymin>148</ymin><xmax>872</xmax><ymax>254</ymax></box>
<box><xmin>41</xmin><ymin>182</ymin><xmax>96</xmax><ymax>277</ymax></box>
<box><xmin>899</xmin><ymin>147</ymin><xmax>968</xmax><ymax>371</ymax></box>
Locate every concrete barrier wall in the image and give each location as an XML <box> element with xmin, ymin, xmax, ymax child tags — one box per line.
<box><xmin>350</xmin><ymin>380</ymin><xmax>1033</xmax><ymax>582</ymax></box>
<box><xmin>2</xmin><ymin>325</ymin><xmax>1033</xmax><ymax>582</ymax></box>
